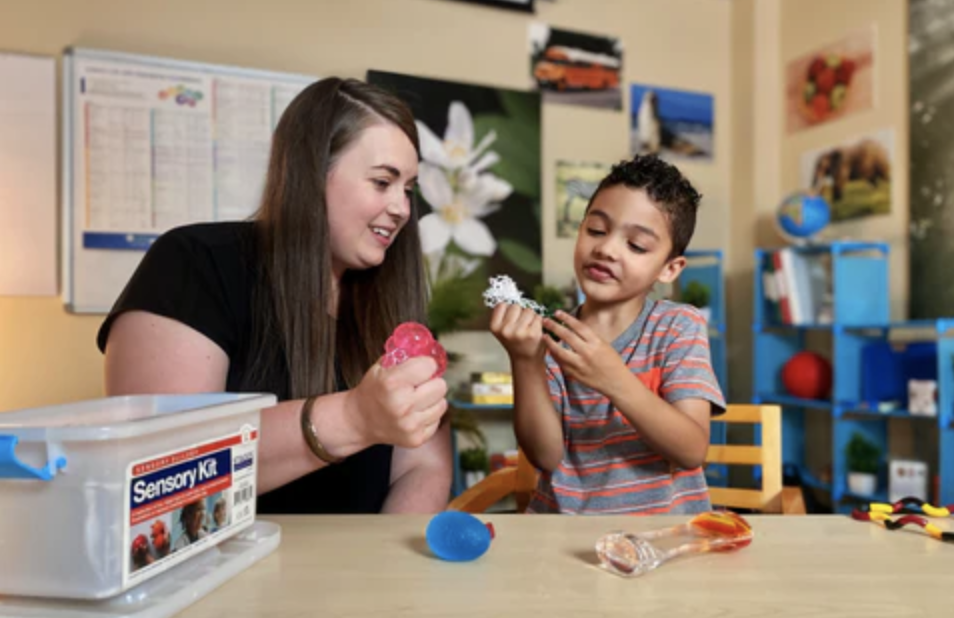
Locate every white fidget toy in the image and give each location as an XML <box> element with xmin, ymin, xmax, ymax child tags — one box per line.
<box><xmin>482</xmin><ymin>275</ymin><xmax>550</xmax><ymax>316</ymax></box>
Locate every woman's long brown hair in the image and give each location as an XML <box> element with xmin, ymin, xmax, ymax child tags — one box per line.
<box><xmin>244</xmin><ymin>77</ymin><xmax>428</xmax><ymax>400</ymax></box>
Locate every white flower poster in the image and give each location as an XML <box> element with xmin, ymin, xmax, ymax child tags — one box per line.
<box><xmin>367</xmin><ymin>70</ymin><xmax>542</xmax><ymax>330</ymax></box>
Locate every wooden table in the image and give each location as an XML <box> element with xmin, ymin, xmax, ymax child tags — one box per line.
<box><xmin>178</xmin><ymin>514</ymin><xmax>951</xmax><ymax>617</ymax></box>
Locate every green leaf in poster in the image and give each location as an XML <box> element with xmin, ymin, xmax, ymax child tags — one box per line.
<box><xmin>499</xmin><ymin>90</ymin><xmax>540</xmax><ymax>127</ymax></box>
<box><xmin>498</xmin><ymin>238</ymin><xmax>542</xmax><ymax>274</ymax></box>
<box><xmin>427</xmin><ymin>266</ymin><xmax>487</xmax><ymax>337</ymax></box>
<box><xmin>473</xmin><ymin>113</ymin><xmax>541</xmax><ymax>200</ymax></box>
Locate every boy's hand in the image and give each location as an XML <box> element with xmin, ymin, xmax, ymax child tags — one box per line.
<box><xmin>542</xmin><ymin>310</ymin><xmax>630</xmax><ymax>394</ymax></box>
<box><xmin>489</xmin><ymin>303</ymin><xmax>545</xmax><ymax>361</ymax></box>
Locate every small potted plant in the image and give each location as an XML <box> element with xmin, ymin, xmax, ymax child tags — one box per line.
<box><xmin>680</xmin><ymin>280</ymin><xmax>712</xmax><ymax>323</ymax></box>
<box><xmin>846</xmin><ymin>432</ymin><xmax>880</xmax><ymax>496</ymax></box>
<box><xmin>460</xmin><ymin>446</ymin><xmax>490</xmax><ymax>489</ymax></box>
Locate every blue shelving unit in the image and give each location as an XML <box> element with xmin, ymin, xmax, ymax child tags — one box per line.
<box><xmin>752</xmin><ymin>241</ymin><xmax>954</xmax><ymax>512</ymax></box>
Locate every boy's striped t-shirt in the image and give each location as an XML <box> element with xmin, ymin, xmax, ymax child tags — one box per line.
<box><xmin>526</xmin><ymin>299</ymin><xmax>726</xmax><ymax>515</ymax></box>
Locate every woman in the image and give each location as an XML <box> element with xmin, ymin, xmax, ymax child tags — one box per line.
<box><xmin>173</xmin><ymin>500</ymin><xmax>209</xmax><ymax>550</ymax></box>
<box><xmin>97</xmin><ymin>77</ymin><xmax>451</xmax><ymax>514</ymax></box>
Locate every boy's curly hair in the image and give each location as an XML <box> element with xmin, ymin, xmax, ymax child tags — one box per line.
<box><xmin>586</xmin><ymin>154</ymin><xmax>702</xmax><ymax>259</ymax></box>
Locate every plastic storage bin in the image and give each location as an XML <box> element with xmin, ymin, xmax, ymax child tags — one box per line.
<box><xmin>0</xmin><ymin>392</ymin><xmax>276</xmax><ymax>601</ymax></box>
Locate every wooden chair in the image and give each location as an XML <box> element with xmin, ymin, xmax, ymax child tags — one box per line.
<box><xmin>706</xmin><ymin>404</ymin><xmax>805</xmax><ymax>514</ymax></box>
<box><xmin>448</xmin><ymin>403</ymin><xmax>806</xmax><ymax>515</ymax></box>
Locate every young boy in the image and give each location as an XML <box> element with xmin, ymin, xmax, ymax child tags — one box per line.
<box><xmin>489</xmin><ymin>155</ymin><xmax>725</xmax><ymax>514</ymax></box>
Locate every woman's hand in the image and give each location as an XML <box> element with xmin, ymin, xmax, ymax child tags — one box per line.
<box><xmin>489</xmin><ymin>303</ymin><xmax>545</xmax><ymax>362</ymax></box>
<box><xmin>346</xmin><ymin>356</ymin><xmax>448</xmax><ymax>449</ymax></box>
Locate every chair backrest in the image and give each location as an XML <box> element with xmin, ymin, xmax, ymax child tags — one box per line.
<box><xmin>705</xmin><ymin>404</ymin><xmax>783</xmax><ymax>513</ymax></box>
<box><xmin>512</xmin><ymin>450</ymin><xmax>538</xmax><ymax>512</ymax></box>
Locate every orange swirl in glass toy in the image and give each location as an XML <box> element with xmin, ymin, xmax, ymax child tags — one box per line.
<box><xmin>595</xmin><ymin>511</ymin><xmax>754</xmax><ymax>577</ymax></box>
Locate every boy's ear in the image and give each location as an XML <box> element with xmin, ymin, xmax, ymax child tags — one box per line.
<box><xmin>657</xmin><ymin>255</ymin><xmax>687</xmax><ymax>284</ymax></box>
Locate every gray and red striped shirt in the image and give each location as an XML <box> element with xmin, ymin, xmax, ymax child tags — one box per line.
<box><xmin>527</xmin><ymin>299</ymin><xmax>726</xmax><ymax>515</ymax></box>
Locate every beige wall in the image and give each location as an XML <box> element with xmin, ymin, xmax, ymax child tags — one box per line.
<box><xmin>0</xmin><ymin>0</ymin><xmax>909</xmax><ymax>412</ymax></box>
<box><xmin>0</xmin><ymin>0</ymin><xmax>736</xmax><ymax>411</ymax></box>
<box><xmin>726</xmin><ymin>0</ymin><xmax>758</xmax><ymax>402</ymax></box>
<box><xmin>730</xmin><ymin>0</ymin><xmax>909</xmax><ymax>402</ymax></box>
<box><xmin>769</xmin><ymin>0</ymin><xmax>910</xmax><ymax>318</ymax></box>
<box><xmin>748</xmin><ymin>0</ymin><xmax>911</xmax><ymax>473</ymax></box>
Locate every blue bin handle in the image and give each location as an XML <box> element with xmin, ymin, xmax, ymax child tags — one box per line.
<box><xmin>0</xmin><ymin>435</ymin><xmax>67</xmax><ymax>481</ymax></box>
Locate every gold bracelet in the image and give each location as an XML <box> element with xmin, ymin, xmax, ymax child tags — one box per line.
<box><xmin>300</xmin><ymin>396</ymin><xmax>344</xmax><ymax>464</ymax></box>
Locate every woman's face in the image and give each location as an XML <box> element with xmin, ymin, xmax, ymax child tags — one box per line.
<box><xmin>326</xmin><ymin>122</ymin><xmax>419</xmax><ymax>278</ymax></box>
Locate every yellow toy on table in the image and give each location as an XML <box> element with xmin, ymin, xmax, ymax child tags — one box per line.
<box><xmin>851</xmin><ymin>497</ymin><xmax>954</xmax><ymax>543</ymax></box>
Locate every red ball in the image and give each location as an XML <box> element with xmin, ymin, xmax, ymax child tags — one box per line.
<box><xmin>780</xmin><ymin>351</ymin><xmax>832</xmax><ymax>400</ymax></box>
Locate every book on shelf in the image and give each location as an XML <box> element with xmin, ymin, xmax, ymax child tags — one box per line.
<box><xmin>471</xmin><ymin>371</ymin><xmax>512</xmax><ymax>385</ymax></box>
<box><xmin>469</xmin><ymin>381</ymin><xmax>514</xmax><ymax>405</ymax></box>
<box><xmin>471</xmin><ymin>395</ymin><xmax>514</xmax><ymax>405</ymax></box>
<box><xmin>761</xmin><ymin>247</ymin><xmax>833</xmax><ymax>325</ymax></box>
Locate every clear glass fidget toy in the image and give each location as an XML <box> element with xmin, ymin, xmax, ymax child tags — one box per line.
<box><xmin>595</xmin><ymin>511</ymin><xmax>754</xmax><ymax>577</ymax></box>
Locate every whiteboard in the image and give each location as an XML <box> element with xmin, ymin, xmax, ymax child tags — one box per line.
<box><xmin>62</xmin><ymin>47</ymin><xmax>318</xmax><ymax>313</ymax></box>
<box><xmin>0</xmin><ymin>51</ymin><xmax>57</xmax><ymax>297</ymax></box>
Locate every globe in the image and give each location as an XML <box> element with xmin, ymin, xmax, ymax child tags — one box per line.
<box><xmin>776</xmin><ymin>191</ymin><xmax>830</xmax><ymax>243</ymax></box>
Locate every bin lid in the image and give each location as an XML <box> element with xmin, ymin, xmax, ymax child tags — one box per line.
<box><xmin>0</xmin><ymin>520</ymin><xmax>281</xmax><ymax>616</ymax></box>
<box><xmin>0</xmin><ymin>393</ymin><xmax>276</xmax><ymax>441</ymax></box>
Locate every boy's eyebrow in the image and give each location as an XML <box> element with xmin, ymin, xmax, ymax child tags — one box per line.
<box><xmin>588</xmin><ymin>208</ymin><xmax>659</xmax><ymax>239</ymax></box>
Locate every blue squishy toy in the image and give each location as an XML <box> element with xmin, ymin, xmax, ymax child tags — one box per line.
<box><xmin>425</xmin><ymin>511</ymin><xmax>495</xmax><ymax>562</ymax></box>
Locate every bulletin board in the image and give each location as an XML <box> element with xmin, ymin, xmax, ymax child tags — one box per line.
<box><xmin>62</xmin><ymin>47</ymin><xmax>318</xmax><ymax>313</ymax></box>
